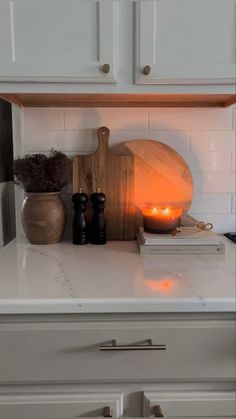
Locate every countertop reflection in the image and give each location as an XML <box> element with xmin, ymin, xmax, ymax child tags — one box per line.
<box><xmin>0</xmin><ymin>237</ymin><xmax>235</xmax><ymax>314</ymax></box>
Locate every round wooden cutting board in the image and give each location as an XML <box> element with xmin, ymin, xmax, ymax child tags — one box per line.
<box><xmin>115</xmin><ymin>140</ymin><xmax>193</xmax><ymax>214</ymax></box>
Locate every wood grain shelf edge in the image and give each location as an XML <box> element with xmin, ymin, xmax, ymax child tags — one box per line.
<box><xmin>0</xmin><ymin>93</ymin><xmax>235</xmax><ymax>108</ymax></box>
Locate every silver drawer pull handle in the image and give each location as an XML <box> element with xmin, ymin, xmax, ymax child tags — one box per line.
<box><xmin>153</xmin><ymin>404</ymin><xmax>164</xmax><ymax>417</ymax></box>
<box><xmin>100</xmin><ymin>339</ymin><xmax>166</xmax><ymax>351</ymax></box>
<box><xmin>103</xmin><ymin>406</ymin><xmax>113</xmax><ymax>417</ymax></box>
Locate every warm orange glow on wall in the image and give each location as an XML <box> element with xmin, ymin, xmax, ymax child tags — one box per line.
<box><xmin>135</xmin><ymin>173</ymin><xmax>192</xmax><ymax>213</ymax></box>
<box><xmin>120</xmin><ymin>140</ymin><xmax>194</xmax><ymax>214</ymax></box>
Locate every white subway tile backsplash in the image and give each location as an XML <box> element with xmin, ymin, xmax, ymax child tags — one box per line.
<box><xmin>190</xmin><ymin>194</ymin><xmax>232</xmax><ymax>214</ymax></box>
<box><xmin>24</xmin><ymin>130</ymin><xmax>98</xmax><ymax>153</ymax></box>
<box><xmin>24</xmin><ymin>129</ymin><xmax>189</xmax><ymax>154</ymax></box>
<box><xmin>190</xmin><ymin>214</ymin><xmax>236</xmax><ymax>234</ymax></box>
<box><xmin>24</xmin><ymin>108</ymin><xmax>64</xmax><ymax>130</ymax></box>
<box><xmin>190</xmin><ymin>130</ymin><xmax>235</xmax><ymax>151</ymax></box>
<box><xmin>149</xmin><ymin>108</ymin><xmax>233</xmax><ymax>131</ymax></box>
<box><xmin>109</xmin><ymin>130</ymin><xmax>190</xmax><ymax>151</ymax></box>
<box><xmin>231</xmin><ymin>151</ymin><xmax>235</xmax><ymax>172</ymax></box>
<box><xmin>181</xmin><ymin>151</ymin><xmax>232</xmax><ymax>173</ymax></box>
<box><xmin>193</xmin><ymin>173</ymin><xmax>235</xmax><ymax>194</ymax></box>
<box><xmin>17</xmin><ymin>106</ymin><xmax>236</xmax><ymax>234</ymax></box>
<box><xmin>64</xmin><ymin>108</ymin><xmax>148</xmax><ymax>130</ymax></box>
<box><xmin>232</xmin><ymin>194</ymin><xmax>235</xmax><ymax>214</ymax></box>
<box><xmin>147</xmin><ymin>130</ymin><xmax>190</xmax><ymax>151</ymax></box>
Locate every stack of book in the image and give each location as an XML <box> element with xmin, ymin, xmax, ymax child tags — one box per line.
<box><xmin>137</xmin><ymin>226</ymin><xmax>225</xmax><ymax>255</ymax></box>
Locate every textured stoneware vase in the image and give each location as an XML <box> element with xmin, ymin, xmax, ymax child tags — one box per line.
<box><xmin>22</xmin><ymin>192</ymin><xmax>66</xmax><ymax>244</ymax></box>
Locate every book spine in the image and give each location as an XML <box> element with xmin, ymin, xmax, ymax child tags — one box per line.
<box><xmin>139</xmin><ymin>244</ymin><xmax>225</xmax><ymax>255</ymax></box>
<box><xmin>143</xmin><ymin>239</ymin><xmax>220</xmax><ymax>245</ymax></box>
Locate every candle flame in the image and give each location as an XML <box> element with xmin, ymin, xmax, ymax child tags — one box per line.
<box><xmin>143</xmin><ymin>206</ymin><xmax>182</xmax><ymax>218</ymax></box>
<box><xmin>151</xmin><ymin>207</ymin><xmax>171</xmax><ymax>216</ymax></box>
<box><xmin>163</xmin><ymin>207</ymin><xmax>171</xmax><ymax>215</ymax></box>
<box><xmin>151</xmin><ymin>207</ymin><xmax>158</xmax><ymax>215</ymax></box>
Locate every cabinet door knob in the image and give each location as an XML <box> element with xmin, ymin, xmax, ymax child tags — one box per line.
<box><xmin>153</xmin><ymin>405</ymin><xmax>164</xmax><ymax>417</ymax></box>
<box><xmin>103</xmin><ymin>406</ymin><xmax>113</xmax><ymax>417</ymax></box>
<box><xmin>102</xmin><ymin>63</ymin><xmax>110</xmax><ymax>73</ymax></box>
<box><xmin>143</xmin><ymin>65</ymin><xmax>151</xmax><ymax>75</ymax></box>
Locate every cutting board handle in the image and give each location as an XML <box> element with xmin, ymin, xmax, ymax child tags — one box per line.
<box><xmin>97</xmin><ymin>126</ymin><xmax>110</xmax><ymax>151</ymax></box>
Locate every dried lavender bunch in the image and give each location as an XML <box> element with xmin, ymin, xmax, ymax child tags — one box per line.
<box><xmin>14</xmin><ymin>149</ymin><xmax>71</xmax><ymax>192</ymax></box>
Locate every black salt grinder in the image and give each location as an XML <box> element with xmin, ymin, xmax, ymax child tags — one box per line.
<box><xmin>72</xmin><ymin>188</ymin><xmax>89</xmax><ymax>245</ymax></box>
<box><xmin>90</xmin><ymin>188</ymin><xmax>106</xmax><ymax>245</ymax></box>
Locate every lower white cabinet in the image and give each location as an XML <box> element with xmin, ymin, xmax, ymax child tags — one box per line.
<box><xmin>143</xmin><ymin>391</ymin><xmax>236</xmax><ymax>418</ymax></box>
<box><xmin>1</xmin><ymin>389</ymin><xmax>235</xmax><ymax>418</ymax></box>
<box><xmin>0</xmin><ymin>314</ymin><xmax>235</xmax><ymax>418</ymax></box>
<box><xmin>0</xmin><ymin>392</ymin><xmax>123</xmax><ymax>419</ymax></box>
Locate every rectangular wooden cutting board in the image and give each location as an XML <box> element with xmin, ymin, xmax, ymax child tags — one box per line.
<box><xmin>73</xmin><ymin>127</ymin><xmax>135</xmax><ymax>240</ymax></box>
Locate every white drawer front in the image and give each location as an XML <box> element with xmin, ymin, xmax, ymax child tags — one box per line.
<box><xmin>0</xmin><ymin>392</ymin><xmax>123</xmax><ymax>419</ymax></box>
<box><xmin>0</xmin><ymin>320</ymin><xmax>235</xmax><ymax>383</ymax></box>
<box><xmin>143</xmin><ymin>391</ymin><xmax>236</xmax><ymax>418</ymax></box>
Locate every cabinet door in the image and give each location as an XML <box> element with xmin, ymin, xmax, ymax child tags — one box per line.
<box><xmin>0</xmin><ymin>392</ymin><xmax>123</xmax><ymax>419</ymax></box>
<box><xmin>143</xmin><ymin>391</ymin><xmax>236</xmax><ymax>418</ymax></box>
<box><xmin>0</xmin><ymin>0</ymin><xmax>116</xmax><ymax>83</ymax></box>
<box><xmin>135</xmin><ymin>0</ymin><xmax>235</xmax><ymax>85</ymax></box>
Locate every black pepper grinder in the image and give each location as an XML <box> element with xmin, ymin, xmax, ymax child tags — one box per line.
<box><xmin>72</xmin><ymin>188</ymin><xmax>89</xmax><ymax>245</ymax></box>
<box><xmin>90</xmin><ymin>188</ymin><xmax>106</xmax><ymax>245</ymax></box>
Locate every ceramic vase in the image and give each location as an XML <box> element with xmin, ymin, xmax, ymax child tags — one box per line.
<box><xmin>22</xmin><ymin>192</ymin><xmax>66</xmax><ymax>244</ymax></box>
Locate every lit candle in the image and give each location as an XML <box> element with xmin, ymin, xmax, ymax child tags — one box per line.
<box><xmin>142</xmin><ymin>206</ymin><xmax>182</xmax><ymax>234</ymax></box>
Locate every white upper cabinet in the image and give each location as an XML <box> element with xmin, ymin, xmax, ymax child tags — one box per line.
<box><xmin>135</xmin><ymin>0</ymin><xmax>236</xmax><ymax>85</ymax></box>
<box><xmin>0</xmin><ymin>0</ymin><xmax>234</xmax><ymax>89</ymax></box>
<box><xmin>0</xmin><ymin>0</ymin><xmax>116</xmax><ymax>83</ymax></box>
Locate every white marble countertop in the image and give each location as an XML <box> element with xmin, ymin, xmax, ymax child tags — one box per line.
<box><xmin>0</xmin><ymin>237</ymin><xmax>235</xmax><ymax>314</ymax></box>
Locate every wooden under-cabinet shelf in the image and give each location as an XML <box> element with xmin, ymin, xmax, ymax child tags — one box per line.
<box><xmin>0</xmin><ymin>93</ymin><xmax>235</xmax><ymax>108</ymax></box>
